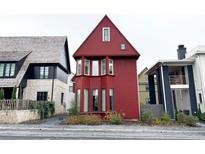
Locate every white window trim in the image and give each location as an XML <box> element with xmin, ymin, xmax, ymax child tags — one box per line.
<box><xmin>102</xmin><ymin>89</ymin><xmax>106</xmax><ymax>112</ymax></box>
<box><xmin>102</xmin><ymin>27</ymin><xmax>110</xmax><ymax>42</ymax></box>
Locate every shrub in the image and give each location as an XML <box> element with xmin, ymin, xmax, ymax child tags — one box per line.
<box><xmin>0</xmin><ymin>88</ymin><xmax>4</xmax><ymax>100</ymax></box>
<box><xmin>153</xmin><ymin>118</ymin><xmax>161</xmax><ymax>125</ymax></box>
<box><xmin>200</xmin><ymin>113</ymin><xmax>205</xmax><ymax>121</ymax></box>
<box><xmin>37</xmin><ymin>101</ymin><xmax>55</xmax><ymax>119</ymax></box>
<box><xmin>68</xmin><ymin>100</ymin><xmax>79</xmax><ymax>116</ymax></box>
<box><xmin>161</xmin><ymin>112</ymin><xmax>171</xmax><ymax>124</ymax></box>
<box><xmin>176</xmin><ymin>112</ymin><xmax>186</xmax><ymax>124</ymax></box>
<box><xmin>65</xmin><ymin>114</ymin><xmax>102</xmax><ymax>125</ymax></box>
<box><xmin>141</xmin><ymin>111</ymin><xmax>153</xmax><ymax>123</ymax></box>
<box><xmin>185</xmin><ymin>116</ymin><xmax>199</xmax><ymax>127</ymax></box>
<box><xmin>104</xmin><ymin>112</ymin><xmax>124</xmax><ymax>124</ymax></box>
<box><xmin>64</xmin><ymin>116</ymin><xmax>79</xmax><ymax>125</ymax></box>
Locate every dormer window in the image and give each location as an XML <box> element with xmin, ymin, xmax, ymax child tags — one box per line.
<box><xmin>102</xmin><ymin>27</ymin><xmax>110</xmax><ymax>42</ymax></box>
<box><xmin>0</xmin><ymin>63</ymin><xmax>16</xmax><ymax>77</ymax></box>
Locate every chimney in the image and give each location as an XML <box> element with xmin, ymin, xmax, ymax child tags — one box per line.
<box><xmin>177</xmin><ymin>45</ymin><xmax>186</xmax><ymax>60</ymax></box>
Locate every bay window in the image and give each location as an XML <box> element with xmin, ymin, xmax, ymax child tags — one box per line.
<box><xmin>84</xmin><ymin>89</ymin><xmax>89</xmax><ymax>112</ymax></box>
<box><xmin>109</xmin><ymin>89</ymin><xmax>114</xmax><ymax>111</ymax></box>
<box><xmin>84</xmin><ymin>59</ymin><xmax>90</xmax><ymax>75</ymax></box>
<box><xmin>76</xmin><ymin>59</ymin><xmax>82</xmax><ymax>75</ymax></box>
<box><xmin>102</xmin><ymin>89</ymin><xmax>106</xmax><ymax>112</ymax></box>
<box><xmin>76</xmin><ymin>89</ymin><xmax>81</xmax><ymax>112</ymax></box>
<box><xmin>92</xmin><ymin>60</ymin><xmax>99</xmax><ymax>76</ymax></box>
<box><xmin>92</xmin><ymin>89</ymin><xmax>98</xmax><ymax>111</ymax></box>
<box><xmin>101</xmin><ymin>59</ymin><xmax>106</xmax><ymax>75</ymax></box>
<box><xmin>109</xmin><ymin>59</ymin><xmax>114</xmax><ymax>75</ymax></box>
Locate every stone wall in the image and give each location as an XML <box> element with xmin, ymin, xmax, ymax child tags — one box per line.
<box><xmin>0</xmin><ymin>110</ymin><xmax>40</xmax><ymax>124</ymax></box>
<box><xmin>141</xmin><ymin>104</ymin><xmax>164</xmax><ymax>118</ymax></box>
<box><xmin>23</xmin><ymin>79</ymin><xmax>68</xmax><ymax>114</ymax></box>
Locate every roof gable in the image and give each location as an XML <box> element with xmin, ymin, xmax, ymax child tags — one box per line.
<box><xmin>73</xmin><ymin>15</ymin><xmax>140</xmax><ymax>58</ymax></box>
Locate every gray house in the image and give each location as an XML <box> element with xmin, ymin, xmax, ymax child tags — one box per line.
<box><xmin>0</xmin><ymin>37</ymin><xmax>71</xmax><ymax>114</ymax></box>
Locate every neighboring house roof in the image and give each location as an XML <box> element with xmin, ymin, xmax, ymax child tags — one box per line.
<box><xmin>138</xmin><ymin>67</ymin><xmax>148</xmax><ymax>77</ymax></box>
<box><xmin>186</xmin><ymin>45</ymin><xmax>205</xmax><ymax>59</ymax></box>
<box><xmin>147</xmin><ymin>59</ymin><xmax>194</xmax><ymax>75</ymax></box>
<box><xmin>0</xmin><ymin>36</ymin><xmax>70</xmax><ymax>87</ymax></box>
<box><xmin>73</xmin><ymin>15</ymin><xmax>140</xmax><ymax>58</ymax></box>
<box><xmin>0</xmin><ymin>51</ymin><xmax>31</xmax><ymax>61</ymax></box>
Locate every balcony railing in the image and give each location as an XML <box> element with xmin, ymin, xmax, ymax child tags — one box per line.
<box><xmin>169</xmin><ymin>75</ymin><xmax>186</xmax><ymax>85</ymax></box>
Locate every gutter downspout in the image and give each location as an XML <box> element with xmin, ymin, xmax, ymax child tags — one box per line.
<box><xmin>160</xmin><ymin>65</ymin><xmax>167</xmax><ymax>112</ymax></box>
<box><xmin>51</xmin><ymin>66</ymin><xmax>56</xmax><ymax>102</ymax></box>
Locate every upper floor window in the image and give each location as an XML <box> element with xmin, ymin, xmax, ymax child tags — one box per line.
<box><xmin>0</xmin><ymin>64</ymin><xmax>4</xmax><ymax>77</ymax></box>
<box><xmin>102</xmin><ymin>27</ymin><xmax>110</xmax><ymax>42</ymax></box>
<box><xmin>0</xmin><ymin>63</ymin><xmax>16</xmax><ymax>77</ymax></box>
<box><xmin>84</xmin><ymin>59</ymin><xmax>90</xmax><ymax>75</ymax></box>
<box><xmin>101</xmin><ymin>59</ymin><xmax>106</xmax><ymax>75</ymax></box>
<box><xmin>40</xmin><ymin>66</ymin><xmax>49</xmax><ymax>79</ymax></box>
<box><xmin>109</xmin><ymin>59</ymin><xmax>114</xmax><ymax>75</ymax></box>
<box><xmin>76</xmin><ymin>59</ymin><xmax>82</xmax><ymax>75</ymax></box>
<box><xmin>120</xmin><ymin>43</ymin><xmax>126</xmax><ymax>50</ymax></box>
<box><xmin>92</xmin><ymin>60</ymin><xmax>99</xmax><ymax>76</ymax></box>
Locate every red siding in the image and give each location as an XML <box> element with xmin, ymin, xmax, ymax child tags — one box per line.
<box><xmin>72</xmin><ymin>15</ymin><xmax>140</xmax><ymax>119</ymax></box>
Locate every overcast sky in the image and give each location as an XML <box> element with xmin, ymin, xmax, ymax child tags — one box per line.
<box><xmin>0</xmin><ymin>14</ymin><xmax>205</xmax><ymax>73</ymax></box>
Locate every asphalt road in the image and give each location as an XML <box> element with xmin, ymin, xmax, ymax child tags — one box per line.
<box><xmin>0</xmin><ymin>117</ymin><xmax>205</xmax><ymax>140</ymax></box>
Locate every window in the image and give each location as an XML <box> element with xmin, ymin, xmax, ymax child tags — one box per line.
<box><xmin>120</xmin><ymin>43</ymin><xmax>126</xmax><ymax>50</ymax></box>
<box><xmin>92</xmin><ymin>60</ymin><xmax>99</xmax><ymax>76</ymax></box>
<box><xmin>84</xmin><ymin>89</ymin><xmax>89</xmax><ymax>112</ymax></box>
<box><xmin>0</xmin><ymin>63</ymin><xmax>15</xmax><ymax>77</ymax></box>
<box><xmin>5</xmin><ymin>64</ymin><xmax>11</xmax><ymax>77</ymax></box>
<box><xmin>76</xmin><ymin>59</ymin><xmax>82</xmax><ymax>75</ymax></box>
<box><xmin>101</xmin><ymin>59</ymin><xmax>106</xmax><ymax>75</ymax></box>
<box><xmin>76</xmin><ymin>89</ymin><xmax>81</xmax><ymax>112</ymax></box>
<box><xmin>37</xmin><ymin>92</ymin><xmax>48</xmax><ymax>101</ymax></box>
<box><xmin>199</xmin><ymin>93</ymin><xmax>202</xmax><ymax>104</ymax></box>
<box><xmin>84</xmin><ymin>59</ymin><xmax>90</xmax><ymax>75</ymax></box>
<box><xmin>102</xmin><ymin>89</ymin><xmax>106</xmax><ymax>112</ymax></box>
<box><xmin>0</xmin><ymin>64</ymin><xmax>4</xmax><ymax>77</ymax></box>
<box><xmin>40</xmin><ymin>66</ymin><xmax>49</xmax><ymax>79</ymax></box>
<box><xmin>92</xmin><ymin>89</ymin><xmax>98</xmax><ymax>112</ymax></box>
<box><xmin>61</xmin><ymin>93</ymin><xmax>64</xmax><ymax>105</ymax></box>
<box><xmin>69</xmin><ymin>86</ymin><xmax>73</xmax><ymax>92</ymax></box>
<box><xmin>10</xmin><ymin>64</ymin><xmax>15</xmax><ymax>76</ymax></box>
<box><xmin>109</xmin><ymin>59</ymin><xmax>114</xmax><ymax>75</ymax></box>
<box><xmin>102</xmin><ymin>27</ymin><xmax>110</xmax><ymax>42</ymax></box>
<box><xmin>109</xmin><ymin>89</ymin><xmax>114</xmax><ymax>111</ymax></box>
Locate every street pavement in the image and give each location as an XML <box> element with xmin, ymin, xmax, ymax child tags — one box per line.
<box><xmin>0</xmin><ymin>116</ymin><xmax>205</xmax><ymax>140</ymax></box>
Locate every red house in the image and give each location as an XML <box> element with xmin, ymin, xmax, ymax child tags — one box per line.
<box><xmin>72</xmin><ymin>15</ymin><xmax>140</xmax><ymax>119</ymax></box>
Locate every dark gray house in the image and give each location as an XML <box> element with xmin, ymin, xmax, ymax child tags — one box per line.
<box><xmin>146</xmin><ymin>45</ymin><xmax>197</xmax><ymax>119</ymax></box>
<box><xmin>0</xmin><ymin>37</ymin><xmax>71</xmax><ymax>114</ymax></box>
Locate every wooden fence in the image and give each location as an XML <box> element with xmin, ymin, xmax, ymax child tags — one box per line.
<box><xmin>0</xmin><ymin>99</ymin><xmax>39</xmax><ymax>110</ymax></box>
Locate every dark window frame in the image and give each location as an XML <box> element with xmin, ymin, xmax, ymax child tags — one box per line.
<box><xmin>0</xmin><ymin>63</ymin><xmax>16</xmax><ymax>78</ymax></box>
<box><xmin>40</xmin><ymin>66</ymin><xmax>49</xmax><ymax>79</ymax></box>
<box><xmin>37</xmin><ymin>92</ymin><xmax>48</xmax><ymax>101</ymax></box>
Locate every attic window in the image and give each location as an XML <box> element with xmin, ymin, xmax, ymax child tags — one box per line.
<box><xmin>102</xmin><ymin>27</ymin><xmax>110</xmax><ymax>42</ymax></box>
<box><xmin>120</xmin><ymin>43</ymin><xmax>126</xmax><ymax>50</ymax></box>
